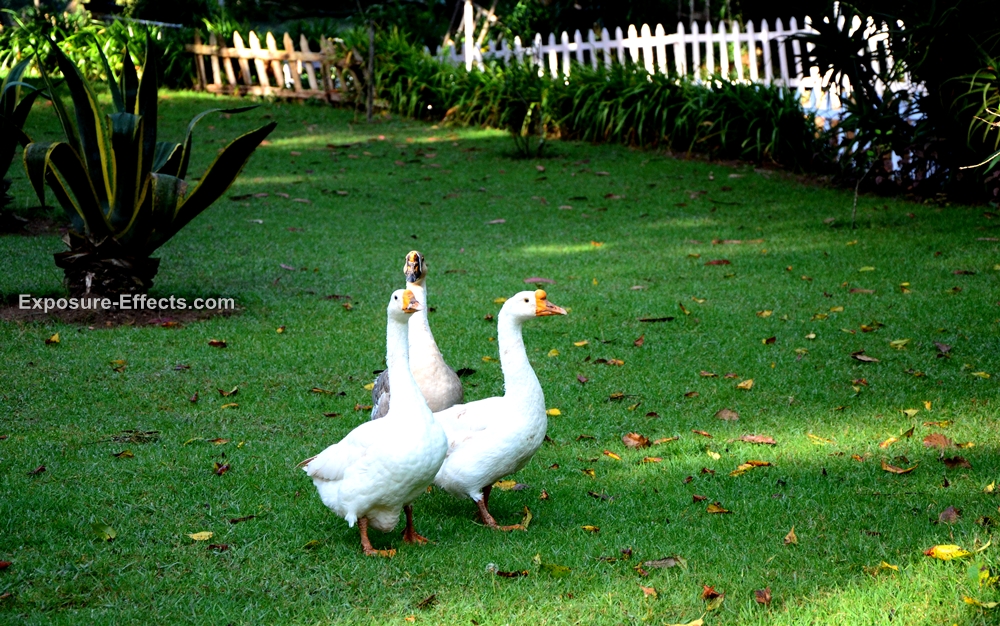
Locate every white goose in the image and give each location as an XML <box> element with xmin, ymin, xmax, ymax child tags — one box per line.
<box><xmin>433</xmin><ymin>289</ymin><xmax>566</xmax><ymax>530</ymax></box>
<box><xmin>301</xmin><ymin>289</ymin><xmax>448</xmax><ymax>556</ymax></box>
<box><xmin>371</xmin><ymin>251</ymin><xmax>464</xmax><ymax>420</ymax></box>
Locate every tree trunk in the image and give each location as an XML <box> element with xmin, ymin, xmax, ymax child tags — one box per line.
<box><xmin>54</xmin><ymin>248</ymin><xmax>161</xmax><ymax>299</ymax></box>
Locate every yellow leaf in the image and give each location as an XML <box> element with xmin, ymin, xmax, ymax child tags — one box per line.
<box><xmin>363</xmin><ymin>382</ymin><xmax>374</xmax><ymax>391</ymax></box>
<box><xmin>692</xmin><ymin>297</ymin><xmax>706</xmax><ymax>303</ymax></box>
<box><xmin>830</xmin><ymin>306</ymin><xmax>844</xmax><ymax>312</ymax></box>
<box><xmin>902</xmin><ymin>408</ymin><xmax>919</xmax><ymax>417</ymax></box>
<box><xmin>881</xmin><ymin>459</ymin><xmax>918</xmax><ymax>474</ymax></box>
<box><xmin>924</xmin><ymin>400</ymin><xmax>932</xmax><ymax>410</ymax></box>
<box><xmin>878</xmin><ymin>436</ymin><xmax>898</xmax><ymax>449</ymax></box>
<box><xmin>519</xmin><ymin>506</ymin><xmax>532</xmax><ymax>530</ymax></box>
<box><xmin>666</xmin><ymin>619</ymin><xmax>704</xmax><ymax>626</ymax></box>
<box><xmin>756</xmin><ymin>310</ymin><xmax>773</xmax><ymax>318</ymax></box>
<box><xmin>546</xmin><ymin>408</ymin><xmax>561</xmax><ymax>416</ymax></box>
<box><xmin>846</xmin><ymin>240</ymin><xmax>857</xmax><ymax>245</ymax></box>
<box><xmin>548</xmin><ymin>349</ymin><xmax>560</xmax><ymax>357</ymax></box>
<box><xmin>736</xmin><ymin>379</ymin><xmax>754</xmax><ymax>390</ymax></box>
<box><xmin>640</xmin><ymin>585</ymin><xmax>658</xmax><ymax>598</ymax></box>
<box><xmin>603</xmin><ymin>450</ymin><xmax>621</xmax><ymax>461</ymax></box>
<box><xmin>573</xmin><ymin>340</ymin><xmax>589</xmax><ymax>347</ymax></box>
<box><xmin>807</xmin><ymin>433</ymin><xmax>834</xmax><ymax>445</ymax></box>
<box><xmin>493</xmin><ymin>480</ymin><xmax>518</xmax><ymax>491</ymax></box>
<box><xmin>730</xmin><ymin>463</ymin><xmax>754</xmax><ymax>477</ymax></box>
<box><xmin>784</xmin><ymin>526</ymin><xmax>798</xmax><ymax>545</ymax></box>
<box><xmin>811</xmin><ymin>313</ymin><xmax>828</xmax><ymax>321</ymax></box>
<box><xmin>493</xmin><ymin>297</ymin><xmax>507</xmax><ymax>304</ymax></box>
<box><xmin>890</xmin><ymin>338</ymin><xmax>911</xmax><ymax>349</ymax></box>
<box><xmin>188</xmin><ymin>531</ymin><xmax>214</xmax><ymax>541</ymax></box>
<box><xmin>706</xmin><ymin>594</ymin><xmax>725</xmax><ymax>611</ymax></box>
<box><xmin>859</xmin><ymin>266</ymin><xmax>875</xmax><ymax>272</ymax></box>
<box><xmin>924</xmin><ymin>544</ymin><xmax>971</xmax><ymax>560</ymax></box>
<box><xmin>45</xmin><ymin>333</ymin><xmax>60</xmax><ymax>344</ymax></box>
<box><xmin>592</xmin><ymin>278</ymin><xmax>598</xmax><ymax>285</ymax></box>
<box><xmin>706</xmin><ymin>449</ymin><xmax>721</xmax><ymax>460</ymax></box>
<box><xmin>405</xmin><ymin>616</ymin><xmax>416</xmax><ymax>623</ymax></box>
<box><xmin>706</xmin><ymin>503</ymin><xmax>731</xmax><ymax>514</ymax></box>
<box><xmin>879</xmin><ymin>561</ymin><xmax>898</xmax><ymax>571</ymax></box>
<box><xmin>482</xmin><ymin>356</ymin><xmax>497</xmax><ymax>362</ymax></box>
<box><xmin>964</xmin><ymin>596</ymin><xmax>1000</xmax><ymax>609</ymax></box>
<box><xmin>220</xmin><ymin>403</ymin><xmax>239</xmax><ymax>409</ymax></box>
<box><xmin>973</xmin><ymin>372</ymin><xmax>991</xmax><ymax>378</ymax></box>
<box><xmin>276</xmin><ymin>326</ymin><xmax>285</xmax><ymax>334</ymax></box>
<box><xmin>581</xmin><ymin>468</ymin><xmax>595</xmax><ymax>477</ymax></box>
<box><xmin>805</xmin><ymin>332</ymin><xmax>817</xmax><ymax>339</ymax></box>
<box><xmin>985</xmin><ymin>482</ymin><xmax>996</xmax><ymax>494</ymax></box>
<box><xmin>581</xmin><ymin>525</ymin><xmax>600</xmax><ymax>533</ymax></box>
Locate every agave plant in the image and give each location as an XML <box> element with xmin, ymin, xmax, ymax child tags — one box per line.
<box><xmin>25</xmin><ymin>39</ymin><xmax>276</xmax><ymax>297</ymax></box>
<box><xmin>1</xmin><ymin>58</ymin><xmax>43</xmax><ymax>214</ymax></box>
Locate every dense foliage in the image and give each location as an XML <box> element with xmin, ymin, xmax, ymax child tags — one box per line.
<box><xmin>373</xmin><ymin>29</ymin><xmax>821</xmax><ymax>165</ymax></box>
<box><xmin>0</xmin><ymin>58</ymin><xmax>42</xmax><ymax>213</ymax></box>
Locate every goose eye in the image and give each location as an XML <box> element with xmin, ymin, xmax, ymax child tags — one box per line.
<box><xmin>524</xmin><ymin>298</ymin><xmax>529</xmax><ymax>302</ymax></box>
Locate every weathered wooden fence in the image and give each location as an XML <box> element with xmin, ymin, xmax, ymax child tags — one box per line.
<box><xmin>437</xmin><ymin>2</ymin><xmax>908</xmax><ymax>115</ymax></box>
<box><xmin>186</xmin><ymin>31</ymin><xmax>356</xmax><ymax>101</ymax></box>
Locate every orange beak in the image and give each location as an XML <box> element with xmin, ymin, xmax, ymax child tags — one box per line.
<box><xmin>402</xmin><ymin>289</ymin><xmax>422</xmax><ymax>313</ymax></box>
<box><xmin>534</xmin><ymin>289</ymin><xmax>567</xmax><ymax>316</ymax></box>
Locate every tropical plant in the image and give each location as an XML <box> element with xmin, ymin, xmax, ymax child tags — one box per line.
<box><xmin>24</xmin><ymin>39</ymin><xmax>276</xmax><ymax>297</ymax></box>
<box><xmin>0</xmin><ymin>58</ymin><xmax>43</xmax><ymax>213</ymax></box>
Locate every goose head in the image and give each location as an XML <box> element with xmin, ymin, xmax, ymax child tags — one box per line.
<box><xmin>503</xmin><ymin>289</ymin><xmax>567</xmax><ymax>322</ymax></box>
<box><xmin>388</xmin><ymin>288</ymin><xmax>422</xmax><ymax>323</ymax></box>
<box><xmin>404</xmin><ymin>251</ymin><xmax>427</xmax><ymax>287</ymax></box>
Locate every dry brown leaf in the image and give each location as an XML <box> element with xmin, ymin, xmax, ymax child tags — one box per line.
<box><xmin>692</xmin><ymin>429</ymin><xmax>713</xmax><ymax>438</ymax></box>
<box><xmin>207</xmin><ymin>339</ymin><xmax>227</xmax><ymax>348</ymax></box>
<box><xmin>715</xmin><ymin>408</ymin><xmax>739</xmax><ymax>421</ymax></box>
<box><xmin>942</xmin><ymin>456</ymin><xmax>972</xmax><ymax>469</ymax></box>
<box><xmin>685</xmin><ymin>391</ymin><xmax>700</xmax><ymax>398</ymax></box>
<box><xmin>851</xmin><ymin>350</ymin><xmax>879</xmax><ymax>362</ymax></box>
<box><xmin>739</xmin><ymin>435</ymin><xmax>776</xmax><ymax>445</ymax></box>
<box><xmin>640</xmin><ymin>585</ymin><xmax>658</xmax><ymax>598</ymax></box>
<box><xmin>754</xmin><ymin>587</ymin><xmax>772</xmax><ymax>606</ymax></box>
<box><xmin>693</xmin><ymin>494</ymin><xmax>708</xmax><ymax>502</ymax></box>
<box><xmin>699</xmin><ymin>370</ymin><xmax>718</xmax><ymax>378</ymax></box>
<box><xmin>622</xmin><ymin>433</ymin><xmax>651</xmax><ymax>449</ymax></box>
<box><xmin>784</xmin><ymin>526</ymin><xmax>798</xmax><ymax>545</ymax></box>
<box><xmin>634</xmin><ymin>334</ymin><xmax>645</xmax><ymax>347</ymax></box>
<box><xmin>939</xmin><ymin>506</ymin><xmax>961</xmax><ymax>524</ymax></box>
<box><xmin>701</xmin><ymin>585</ymin><xmax>723</xmax><ymax>600</ymax></box>
<box><xmin>881</xmin><ymin>459</ymin><xmax>917</xmax><ymax>474</ymax></box>
<box><xmin>923</xmin><ymin>433</ymin><xmax>954</xmax><ymax>449</ymax></box>
<box><xmin>653</xmin><ymin>437</ymin><xmax>679</xmax><ymax>444</ymax></box>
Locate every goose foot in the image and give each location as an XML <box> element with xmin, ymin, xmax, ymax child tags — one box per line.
<box><xmin>401</xmin><ymin>504</ymin><xmax>429</xmax><ymax>544</ymax></box>
<box><xmin>475</xmin><ymin>493</ymin><xmax>527</xmax><ymax>532</ymax></box>
<box><xmin>359</xmin><ymin>517</ymin><xmax>396</xmax><ymax>557</ymax></box>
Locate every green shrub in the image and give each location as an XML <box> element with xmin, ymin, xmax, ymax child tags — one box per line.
<box><xmin>24</xmin><ymin>40</ymin><xmax>275</xmax><ymax>297</ymax></box>
<box><xmin>0</xmin><ymin>58</ymin><xmax>43</xmax><ymax>211</ymax></box>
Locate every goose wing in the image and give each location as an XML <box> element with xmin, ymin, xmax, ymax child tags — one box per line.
<box><xmin>369</xmin><ymin>369</ymin><xmax>390</xmax><ymax>420</ymax></box>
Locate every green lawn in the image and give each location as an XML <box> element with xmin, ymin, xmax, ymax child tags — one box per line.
<box><xmin>1</xmin><ymin>91</ymin><xmax>999</xmax><ymax>626</ymax></box>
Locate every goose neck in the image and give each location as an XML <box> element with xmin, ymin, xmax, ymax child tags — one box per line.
<box><xmin>497</xmin><ymin>312</ymin><xmax>542</xmax><ymax>401</ymax></box>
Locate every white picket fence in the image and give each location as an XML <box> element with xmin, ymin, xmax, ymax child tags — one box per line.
<box><xmin>435</xmin><ymin>3</ymin><xmax>908</xmax><ymax>116</ymax></box>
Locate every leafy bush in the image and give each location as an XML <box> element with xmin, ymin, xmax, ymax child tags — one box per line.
<box><xmin>24</xmin><ymin>40</ymin><xmax>275</xmax><ymax>297</ymax></box>
<box><xmin>373</xmin><ymin>30</ymin><xmax>820</xmax><ymax>166</ymax></box>
<box><xmin>0</xmin><ymin>6</ymin><xmax>195</xmax><ymax>89</ymax></box>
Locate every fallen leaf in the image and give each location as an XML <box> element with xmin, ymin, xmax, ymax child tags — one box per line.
<box><xmin>639</xmin><ymin>316</ymin><xmax>675</xmax><ymax>322</ymax></box>
<box><xmin>643</xmin><ymin>556</ymin><xmax>686</xmax><ymax>569</ymax></box>
<box><xmin>736</xmin><ymin>379</ymin><xmax>754</xmax><ymax>390</ymax></box>
<box><xmin>581</xmin><ymin>525</ymin><xmax>600</xmax><ymax>533</ymax></box>
<box><xmin>715</xmin><ymin>408</ymin><xmax>739</xmax><ymax>421</ymax></box>
<box><xmin>0</xmin><ymin>561</ymin><xmax>10</xmax><ymax>570</ymax></box>
<box><xmin>208</xmin><ymin>339</ymin><xmax>227</xmax><ymax>348</ymax></box>
<box><xmin>492</xmin><ymin>480</ymin><xmax>520</xmax><ymax>491</ymax></box>
<box><xmin>546</xmin><ymin>408</ymin><xmax>561</xmax><ymax>416</ymax></box>
<box><xmin>972</xmin><ymin>371</ymin><xmax>991</xmax><ymax>379</ymax></box>
<box><xmin>881</xmin><ymin>459</ymin><xmax>917</xmax><ymax>474</ymax></box>
<box><xmin>754</xmin><ymin>587</ymin><xmax>772</xmax><ymax>606</ymax></box>
<box><xmin>606</xmin><ymin>358</ymin><xmax>625</xmax><ymax>366</ymax></box>
<box><xmin>665</xmin><ymin>619</ymin><xmax>704</xmax><ymax>626</ymax></box>
<box><xmin>486</xmin><ymin>218</ymin><xmax>506</xmax><ymax>225</ymax></box>
<box><xmin>539</xmin><ymin>489</ymin><xmax>549</xmax><ymax>500</ymax></box>
<box><xmin>576</xmin><ymin>375</ymin><xmax>589</xmax><ymax>384</ymax></box>
<box><xmin>702</xmin><ymin>585</ymin><xmax>723</xmax><ymax>600</ymax></box>
<box><xmin>889</xmin><ymin>338</ymin><xmax>911</xmax><ymax>350</ymax></box>
<box><xmin>699</xmin><ymin>371</ymin><xmax>718</xmax><ymax>378</ymax></box>
<box><xmin>879</xmin><ymin>437</ymin><xmax>898</xmax><ymax>449</ymax></box>
<box><xmin>218</xmin><ymin>386</ymin><xmax>238</xmax><ymax>397</ymax></box>
<box><xmin>807</xmin><ymin>433</ymin><xmax>835</xmax><ymax>445</ymax></box>
<box><xmin>938</xmin><ymin>506</ymin><xmax>961</xmax><ymax>524</ymax></box>
<box><xmin>693</xmin><ymin>494</ymin><xmax>708</xmax><ymax>502</ymax></box>
<box><xmin>762</xmin><ymin>336</ymin><xmax>776</xmax><ymax>345</ymax></box>
<box><xmin>685</xmin><ymin>391</ymin><xmax>700</xmax><ymax>398</ymax></box>
<box><xmin>640</xmin><ymin>585</ymin><xmax>658</xmax><ymax>598</ymax></box>
<box><xmin>756</xmin><ymin>310</ymin><xmax>773</xmax><ymax>318</ymax></box>
<box><xmin>902</xmin><ymin>408</ymin><xmax>919</xmax><ymax>418</ymax></box>
<box><xmin>924</xmin><ymin>544</ymin><xmax>971</xmax><ymax>560</ymax></box>
<box><xmin>739</xmin><ymin>435</ymin><xmax>776</xmax><ymax>445</ymax></box>
<box><xmin>641</xmin><ymin>456</ymin><xmax>662</xmax><ymax>463</ymax></box>
<box><xmin>692</xmin><ymin>429</ymin><xmax>713</xmax><ymax>438</ymax></box>
<box><xmin>705</xmin><ymin>449</ymin><xmax>721</xmax><ymax>460</ymax></box>
<box><xmin>581</xmin><ymin>468</ymin><xmax>595</xmax><ymax>477</ymax></box>
<box><xmin>213</xmin><ymin>462</ymin><xmax>230</xmax><ymax>476</ymax></box>
<box><xmin>27</xmin><ymin>465</ymin><xmax>45</xmax><ymax>476</ymax></box>
<box><xmin>496</xmin><ymin>570</ymin><xmax>529</xmax><ymax>577</ymax></box>
<box><xmin>539</xmin><ymin>562</ymin><xmax>571</xmax><ymax>577</ymax></box>
<box><xmin>623</xmin><ymin>433</ymin><xmax>651</xmax><ymax>449</ymax></box>
<box><xmin>851</xmin><ymin>351</ymin><xmax>879</xmax><ymax>362</ymax></box>
<box><xmin>784</xmin><ymin>526</ymin><xmax>798</xmax><ymax>545</ymax></box>
<box><xmin>112</xmin><ymin>450</ymin><xmax>134</xmax><ymax>458</ymax></box>
<box><xmin>859</xmin><ymin>266</ymin><xmax>875</xmax><ymax>272</ymax></box>
<box><xmin>603</xmin><ymin>450</ymin><xmax>622</xmax><ymax>461</ymax></box>
<box><xmin>634</xmin><ymin>334</ymin><xmax>645</xmax><ymax>347</ymax></box>
<box><xmin>964</xmin><ymin>596</ymin><xmax>1000</xmax><ymax>609</ymax></box>
<box><xmin>923</xmin><ymin>433</ymin><xmax>954</xmax><ymax>449</ymax></box>
<box><xmin>220</xmin><ymin>403</ymin><xmax>238</xmax><ymax>409</ymax></box>
<box><xmin>45</xmin><ymin>333</ymin><xmax>60</xmax><ymax>344</ymax></box>
<box><xmin>92</xmin><ymin>522</ymin><xmax>116</xmax><ymax>541</ymax></box>
<box><xmin>705</xmin><ymin>259</ymin><xmax>732</xmax><ymax>265</ymax></box>
<box><xmin>110</xmin><ymin>359</ymin><xmax>126</xmax><ymax>372</ymax></box>
<box><xmin>707</xmin><ymin>503</ymin><xmax>732</xmax><ymax>514</ymax></box>
<box><xmin>942</xmin><ymin>456</ymin><xmax>972</xmax><ymax>469</ymax></box>
<box><xmin>189</xmin><ymin>391</ymin><xmax>199</xmax><ymax>403</ymax></box>
<box><xmin>653</xmin><ymin>437</ymin><xmax>679</xmax><ymax>444</ymax></box>
<box><xmin>723</xmin><ymin>373</ymin><xmax>739</xmax><ymax>379</ymax></box>
<box><xmin>574</xmin><ymin>340</ymin><xmax>589</xmax><ymax>347</ymax></box>
<box><xmin>187</xmin><ymin>531</ymin><xmax>213</xmax><ymax>541</ymax></box>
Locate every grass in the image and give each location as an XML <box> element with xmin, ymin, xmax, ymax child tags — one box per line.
<box><xmin>1</xmin><ymin>91</ymin><xmax>1000</xmax><ymax>626</ymax></box>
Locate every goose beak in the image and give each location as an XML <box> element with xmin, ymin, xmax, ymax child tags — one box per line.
<box><xmin>534</xmin><ymin>289</ymin><xmax>567</xmax><ymax>316</ymax></box>
<box><xmin>402</xmin><ymin>289</ymin><xmax>422</xmax><ymax>313</ymax></box>
<box><xmin>404</xmin><ymin>250</ymin><xmax>425</xmax><ymax>285</ymax></box>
